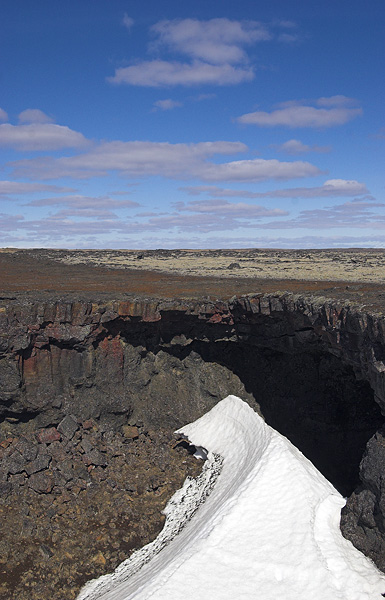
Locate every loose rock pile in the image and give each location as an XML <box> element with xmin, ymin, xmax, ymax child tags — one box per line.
<box><xmin>0</xmin><ymin>418</ymin><xmax>201</xmax><ymax>600</ymax></box>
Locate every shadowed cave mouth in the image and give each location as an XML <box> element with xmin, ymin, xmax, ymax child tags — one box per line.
<box><xmin>119</xmin><ymin>332</ymin><xmax>383</xmax><ymax>499</ymax></box>
<box><xmin>6</xmin><ymin>320</ymin><xmax>384</xmax><ymax>500</ymax></box>
<box><xmin>186</xmin><ymin>341</ymin><xmax>384</xmax><ymax>497</ymax></box>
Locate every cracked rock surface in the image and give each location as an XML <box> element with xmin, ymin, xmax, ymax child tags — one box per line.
<box><xmin>0</xmin><ymin>421</ymin><xmax>201</xmax><ymax>600</ymax></box>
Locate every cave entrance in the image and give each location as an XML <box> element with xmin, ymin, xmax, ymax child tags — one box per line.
<box><xmin>6</xmin><ymin>315</ymin><xmax>384</xmax><ymax>500</ymax></box>
<box><xmin>188</xmin><ymin>340</ymin><xmax>384</xmax><ymax>497</ymax></box>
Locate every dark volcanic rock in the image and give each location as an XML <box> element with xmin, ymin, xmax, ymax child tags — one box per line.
<box><xmin>0</xmin><ymin>423</ymin><xmax>201</xmax><ymax>600</ymax></box>
<box><xmin>16</xmin><ymin>436</ymin><xmax>38</xmax><ymax>461</ymax></box>
<box><xmin>0</xmin><ymin>292</ymin><xmax>385</xmax><ymax>581</ymax></box>
<box><xmin>36</xmin><ymin>428</ymin><xmax>61</xmax><ymax>444</ymax></box>
<box><xmin>341</xmin><ymin>424</ymin><xmax>385</xmax><ymax>571</ymax></box>
<box><xmin>28</xmin><ymin>470</ymin><xmax>54</xmax><ymax>493</ymax></box>
<box><xmin>25</xmin><ymin>453</ymin><xmax>51</xmax><ymax>475</ymax></box>
<box><xmin>57</xmin><ymin>415</ymin><xmax>78</xmax><ymax>440</ymax></box>
<box><xmin>4</xmin><ymin>451</ymin><xmax>26</xmax><ymax>475</ymax></box>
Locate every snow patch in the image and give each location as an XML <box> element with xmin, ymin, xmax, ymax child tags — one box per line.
<box><xmin>77</xmin><ymin>395</ymin><xmax>385</xmax><ymax>600</ymax></box>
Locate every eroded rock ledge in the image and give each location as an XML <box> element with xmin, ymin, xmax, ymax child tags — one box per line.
<box><xmin>1</xmin><ymin>292</ymin><xmax>385</xmax><ymax>577</ymax></box>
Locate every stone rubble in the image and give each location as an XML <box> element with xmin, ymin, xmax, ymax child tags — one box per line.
<box><xmin>0</xmin><ymin>419</ymin><xmax>201</xmax><ymax>600</ymax></box>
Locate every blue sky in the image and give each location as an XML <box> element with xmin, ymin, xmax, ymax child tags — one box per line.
<box><xmin>0</xmin><ymin>0</ymin><xmax>384</xmax><ymax>249</ymax></box>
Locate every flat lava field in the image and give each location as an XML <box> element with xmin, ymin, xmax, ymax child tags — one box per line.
<box><xmin>1</xmin><ymin>248</ymin><xmax>385</xmax><ymax>312</ymax></box>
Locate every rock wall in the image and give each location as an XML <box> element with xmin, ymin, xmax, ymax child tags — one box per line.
<box><xmin>1</xmin><ymin>292</ymin><xmax>385</xmax><ymax>570</ymax></box>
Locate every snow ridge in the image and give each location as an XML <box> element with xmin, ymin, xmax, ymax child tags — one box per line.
<box><xmin>77</xmin><ymin>396</ymin><xmax>385</xmax><ymax>600</ymax></box>
<box><xmin>77</xmin><ymin>452</ymin><xmax>223</xmax><ymax>600</ymax></box>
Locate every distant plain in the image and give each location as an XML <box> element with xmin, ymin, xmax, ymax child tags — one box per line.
<box><xmin>1</xmin><ymin>248</ymin><xmax>385</xmax><ymax>312</ymax></box>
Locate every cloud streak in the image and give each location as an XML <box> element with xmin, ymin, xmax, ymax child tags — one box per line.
<box><xmin>5</xmin><ymin>196</ymin><xmax>384</xmax><ymax>244</ymax></box>
<box><xmin>122</xmin><ymin>14</ymin><xmax>134</xmax><ymax>31</ymax></box>
<box><xmin>182</xmin><ymin>179</ymin><xmax>368</xmax><ymax>200</ymax></box>
<box><xmin>150</xmin><ymin>18</ymin><xmax>271</xmax><ymax>64</ymax></box>
<box><xmin>0</xmin><ymin>122</ymin><xmax>89</xmax><ymax>151</ymax></box>
<box><xmin>26</xmin><ymin>194</ymin><xmax>138</xmax><ymax>210</ymax></box>
<box><xmin>0</xmin><ymin>108</ymin><xmax>9</xmax><ymax>122</ymax></box>
<box><xmin>0</xmin><ymin>181</ymin><xmax>74</xmax><ymax>197</ymax></box>
<box><xmin>237</xmin><ymin>97</ymin><xmax>362</xmax><ymax>128</ymax></box>
<box><xmin>153</xmin><ymin>99</ymin><xmax>183</xmax><ymax>111</ymax></box>
<box><xmin>174</xmin><ymin>198</ymin><xmax>288</xmax><ymax>218</ymax></box>
<box><xmin>259</xmin><ymin>198</ymin><xmax>385</xmax><ymax>230</ymax></box>
<box><xmin>275</xmin><ymin>139</ymin><xmax>331</xmax><ymax>154</ymax></box>
<box><xmin>108</xmin><ymin>60</ymin><xmax>255</xmax><ymax>87</ymax></box>
<box><xmin>198</xmin><ymin>158</ymin><xmax>320</xmax><ymax>182</ymax></box>
<box><xmin>10</xmin><ymin>140</ymin><xmax>320</xmax><ymax>183</ymax></box>
<box><xmin>108</xmin><ymin>18</ymin><xmax>298</xmax><ymax>87</ymax></box>
<box><xmin>18</xmin><ymin>109</ymin><xmax>54</xmax><ymax>124</ymax></box>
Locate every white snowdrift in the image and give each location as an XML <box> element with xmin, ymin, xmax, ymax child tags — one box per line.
<box><xmin>77</xmin><ymin>395</ymin><xmax>385</xmax><ymax>600</ymax></box>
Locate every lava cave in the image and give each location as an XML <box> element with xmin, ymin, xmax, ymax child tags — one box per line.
<box><xmin>1</xmin><ymin>293</ymin><xmax>385</xmax><ymax>582</ymax></box>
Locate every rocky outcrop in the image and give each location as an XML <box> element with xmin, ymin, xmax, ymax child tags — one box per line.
<box><xmin>340</xmin><ymin>424</ymin><xmax>385</xmax><ymax>571</ymax></box>
<box><xmin>1</xmin><ymin>292</ymin><xmax>385</xmax><ymax>571</ymax></box>
<box><xmin>0</xmin><ymin>420</ymin><xmax>201</xmax><ymax>600</ymax></box>
<box><xmin>1</xmin><ymin>293</ymin><xmax>385</xmax><ymax>418</ymax></box>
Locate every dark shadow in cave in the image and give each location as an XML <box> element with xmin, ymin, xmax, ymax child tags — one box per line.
<box><xmin>113</xmin><ymin>314</ymin><xmax>385</xmax><ymax>497</ymax></box>
<box><xmin>182</xmin><ymin>340</ymin><xmax>384</xmax><ymax>497</ymax></box>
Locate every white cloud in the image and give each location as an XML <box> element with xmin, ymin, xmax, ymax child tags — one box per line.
<box><xmin>16</xmin><ymin>214</ymin><xmax>132</xmax><ymax>239</ymax></box>
<box><xmin>66</xmin><ymin>140</ymin><xmax>246</xmax><ymax>175</ymax></box>
<box><xmin>259</xmin><ymin>198</ymin><xmax>385</xmax><ymax>230</ymax></box>
<box><xmin>10</xmin><ymin>140</ymin><xmax>320</xmax><ymax>183</ymax></box>
<box><xmin>131</xmin><ymin>197</ymin><xmax>383</xmax><ymax>239</ymax></box>
<box><xmin>5</xmin><ymin>210</ymin><xmax>385</xmax><ymax>249</ymax></box>
<box><xmin>274</xmin><ymin>20</ymin><xmax>297</xmax><ymax>29</ymax></box>
<box><xmin>320</xmin><ymin>179</ymin><xmax>369</xmax><ymax>195</ymax></box>
<box><xmin>11</xmin><ymin>140</ymin><xmax>247</xmax><ymax>179</ymax></box>
<box><xmin>11</xmin><ymin>156</ymin><xmax>105</xmax><ymax>180</ymax></box>
<box><xmin>153</xmin><ymin>99</ymin><xmax>183</xmax><ymax>111</ymax></box>
<box><xmin>108</xmin><ymin>18</ymin><xmax>296</xmax><ymax>87</ymax></box>
<box><xmin>0</xmin><ymin>181</ymin><xmax>73</xmax><ymax>196</ymax></box>
<box><xmin>272</xmin><ymin>20</ymin><xmax>300</xmax><ymax>43</ymax></box>
<box><xmin>0</xmin><ymin>122</ymin><xmax>89</xmax><ymax>151</ymax></box>
<box><xmin>316</xmin><ymin>95</ymin><xmax>359</xmax><ymax>107</ymax></box>
<box><xmin>125</xmin><ymin>198</ymin><xmax>288</xmax><ymax>233</ymax></box>
<box><xmin>199</xmin><ymin>158</ymin><xmax>321</xmax><ymax>182</ymax></box>
<box><xmin>237</xmin><ymin>97</ymin><xmax>362</xmax><ymax>128</ymax></box>
<box><xmin>174</xmin><ymin>198</ymin><xmax>288</xmax><ymax>219</ymax></box>
<box><xmin>48</xmin><ymin>207</ymin><xmax>121</xmax><ymax>220</ymax></box>
<box><xmin>150</xmin><ymin>18</ymin><xmax>271</xmax><ymax>65</ymax></box>
<box><xmin>277</xmin><ymin>33</ymin><xmax>298</xmax><ymax>43</ymax></box>
<box><xmin>137</xmin><ymin>212</ymin><xmax>242</xmax><ymax>232</ymax></box>
<box><xmin>0</xmin><ymin>108</ymin><xmax>8</xmax><ymax>122</ymax></box>
<box><xmin>0</xmin><ymin>212</ymin><xmax>25</xmax><ymax>236</ymax></box>
<box><xmin>181</xmin><ymin>179</ymin><xmax>369</xmax><ymax>199</ymax></box>
<box><xmin>122</xmin><ymin>14</ymin><xmax>134</xmax><ymax>31</ymax></box>
<box><xmin>275</xmin><ymin>139</ymin><xmax>331</xmax><ymax>154</ymax></box>
<box><xmin>5</xmin><ymin>196</ymin><xmax>384</xmax><ymax>245</ymax></box>
<box><xmin>186</xmin><ymin>234</ymin><xmax>385</xmax><ymax>250</ymax></box>
<box><xmin>27</xmin><ymin>194</ymin><xmax>139</xmax><ymax>210</ymax></box>
<box><xmin>108</xmin><ymin>60</ymin><xmax>254</xmax><ymax>87</ymax></box>
<box><xmin>18</xmin><ymin>109</ymin><xmax>54</xmax><ymax>124</ymax></box>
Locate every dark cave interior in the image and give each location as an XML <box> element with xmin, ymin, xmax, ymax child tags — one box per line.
<box><xmin>109</xmin><ymin>315</ymin><xmax>385</xmax><ymax>497</ymax></box>
<box><xmin>2</xmin><ymin>317</ymin><xmax>384</xmax><ymax>499</ymax></box>
<box><xmin>186</xmin><ymin>340</ymin><xmax>384</xmax><ymax>497</ymax></box>
<box><xmin>102</xmin><ymin>314</ymin><xmax>385</xmax><ymax>498</ymax></box>
<box><xmin>92</xmin><ymin>315</ymin><xmax>385</xmax><ymax>497</ymax></box>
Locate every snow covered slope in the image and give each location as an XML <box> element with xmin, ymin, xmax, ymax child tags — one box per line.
<box><xmin>77</xmin><ymin>396</ymin><xmax>385</xmax><ymax>600</ymax></box>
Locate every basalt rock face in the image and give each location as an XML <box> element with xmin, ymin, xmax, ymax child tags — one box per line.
<box><xmin>1</xmin><ymin>292</ymin><xmax>385</xmax><ymax>571</ymax></box>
